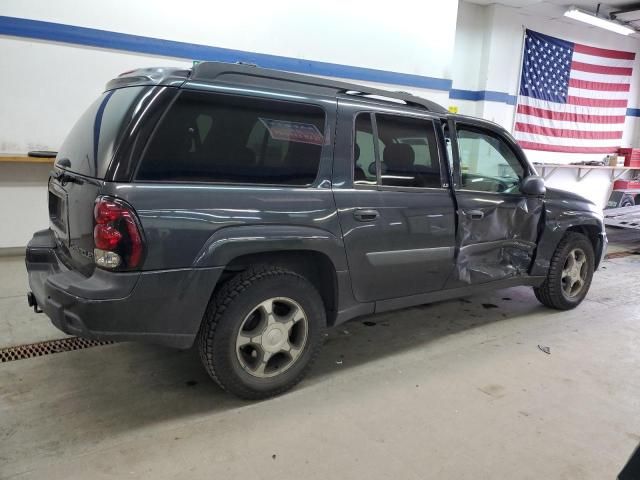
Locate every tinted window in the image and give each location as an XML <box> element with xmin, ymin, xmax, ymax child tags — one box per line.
<box><xmin>137</xmin><ymin>91</ymin><xmax>326</xmax><ymax>185</ymax></box>
<box><xmin>56</xmin><ymin>86</ymin><xmax>147</xmax><ymax>178</ymax></box>
<box><xmin>376</xmin><ymin>115</ymin><xmax>441</xmax><ymax>188</ymax></box>
<box><xmin>456</xmin><ymin>126</ymin><xmax>524</xmax><ymax>193</ymax></box>
<box><xmin>353</xmin><ymin>114</ymin><xmax>377</xmax><ymax>186</ymax></box>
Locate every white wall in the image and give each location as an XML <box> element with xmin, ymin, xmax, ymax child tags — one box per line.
<box><xmin>0</xmin><ymin>0</ymin><xmax>458</xmax><ymax>155</ymax></box>
<box><xmin>0</xmin><ymin>0</ymin><xmax>459</xmax><ymax>248</ymax></box>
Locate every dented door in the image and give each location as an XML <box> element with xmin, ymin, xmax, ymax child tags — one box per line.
<box><xmin>447</xmin><ymin>121</ymin><xmax>543</xmax><ymax>286</ymax></box>
<box><xmin>452</xmin><ymin>192</ymin><xmax>543</xmax><ymax>284</ymax></box>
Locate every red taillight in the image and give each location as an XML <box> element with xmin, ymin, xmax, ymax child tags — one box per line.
<box><xmin>94</xmin><ymin>224</ymin><xmax>122</xmax><ymax>250</ymax></box>
<box><xmin>93</xmin><ymin>197</ymin><xmax>144</xmax><ymax>269</ymax></box>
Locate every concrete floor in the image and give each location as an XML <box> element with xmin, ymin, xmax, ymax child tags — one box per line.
<box><xmin>1</xmin><ymin>229</ymin><xmax>639</xmax><ymax>479</ymax></box>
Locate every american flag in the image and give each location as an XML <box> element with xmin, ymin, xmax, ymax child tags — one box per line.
<box><xmin>514</xmin><ymin>29</ymin><xmax>635</xmax><ymax>154</ymax></box>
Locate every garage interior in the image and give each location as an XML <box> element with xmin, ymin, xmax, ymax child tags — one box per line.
<box><xmin>2</xmin><ymin>1</ymin><xmax>640</xmax><ymax>478</ymax></box>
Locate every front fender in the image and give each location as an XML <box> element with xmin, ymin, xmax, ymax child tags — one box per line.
<box><xmin>530</xmin><ymin>208</ymin><xmax>605</xmax><ymax>276</ymax></box>
<box><xmin>192</xmin><ymin>224</ymin><xmax>349</xmax><ymax>270</ymax></box>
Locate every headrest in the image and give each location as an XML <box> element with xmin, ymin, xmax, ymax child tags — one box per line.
<box><xmin>354</xmin><ymin>143</ymin><xmax>360</xmax><ymax>162</ymax></box>
<box><xmin>383</xmin><ymin>143</ymin><xmax>414</xmax><ymax>170</ymax></box>
<box><xmin>235</xmin><ymin>147</ymin><xmax>256</xmax><ymax>167</ymax></box>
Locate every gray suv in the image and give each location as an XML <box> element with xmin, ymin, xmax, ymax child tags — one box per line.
<box><xmin>26</xmin><ymin>62</ymin><xmax>607</xmax><ymax>399</ymax></box>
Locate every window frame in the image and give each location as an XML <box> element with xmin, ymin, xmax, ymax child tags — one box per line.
<box><xmin>351</xmin><ymin>110</ymin><xmax>448</xmax><ymax>192</ymax></box>
<box><xmin>133</xmin><ymin>89</ymin><xmax>330</xmax><ymax>188</ymax></box>
<box><xmin>351</xmin><ymin>112</ymin><xmax>381</xmax><ymax>188</ymax></box>
<box><xmin>451</xmin><ymin>121</ymin><xmax>532</xmax><ymax>195</ymax></box>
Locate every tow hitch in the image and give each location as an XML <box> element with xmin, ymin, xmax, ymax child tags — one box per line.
<box><xmin>27</xmin><ymin>292</ymin><xmax>43</xmax><ymax>313</ymax></box>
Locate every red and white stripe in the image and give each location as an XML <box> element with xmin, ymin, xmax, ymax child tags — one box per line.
<box><xmin>514</xmin><ymin>42</ymin><xmax>635</xmax><ymax>154</ymax></box>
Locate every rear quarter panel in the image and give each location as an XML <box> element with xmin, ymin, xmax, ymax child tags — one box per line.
<box><xmin>101</xmin><ymin>183</ymin><xmax>344</xmax><ymax>270</ymax></box>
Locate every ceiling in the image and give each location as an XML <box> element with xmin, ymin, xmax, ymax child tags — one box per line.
<box><xmin>465</xmin><ymin>1</ymin><xmax>640</xmax><ymax>33</ymax></box>
<box><xmin>466</xmin><ymin>0</ymin><xmax>634</xmax><ymax>8</ymax></box>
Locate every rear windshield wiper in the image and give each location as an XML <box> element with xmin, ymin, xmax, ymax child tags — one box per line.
<box><xmin>50</xmin><ymin>163</ymin><xmax>82</xmax><ymax>186</ymax></box>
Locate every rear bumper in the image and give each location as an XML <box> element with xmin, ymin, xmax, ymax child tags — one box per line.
<box><xmin>26</xmin><ymin>229</ymin><xmax>223</xmax><ymax>348</ymax></box>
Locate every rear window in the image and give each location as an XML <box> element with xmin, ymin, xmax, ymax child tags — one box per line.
<box><xmin>56</xmin><ymin>86</ymin><xmax>147</xmax><ymax>178</ymax></box>
<box><xmin>136</xmin><ymin>90</ymin><xmax>326</xmax><ymax>186</ymax></box>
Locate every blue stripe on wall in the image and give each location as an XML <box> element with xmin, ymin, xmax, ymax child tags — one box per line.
<box><xmin>449</xmin><ymin>89</ymin><xmax>517</xmax><ymax>105</ymax></box>
<box><xmin>1</xmin><ymin>15</ymin><xmax>638</xmax><ymax>114</ymax></box>
<box><xmin>0</xmin><ymin>15</ymin><xmax>452</xmax><ymax>91</ymax></box>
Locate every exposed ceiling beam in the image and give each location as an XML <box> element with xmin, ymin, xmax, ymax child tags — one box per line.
<box><xmin>610</xmin><ymin>3</ymin><xmax>640</xmax><ymax>18</ymax></box>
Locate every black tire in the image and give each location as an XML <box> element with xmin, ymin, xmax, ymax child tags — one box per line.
<box><xmin>533</xmin><ymin>232</ymin><xmax>595</xmax><ymax>310</ymax></box>
<box><xmin>620</xmin><ymin>196</ymin><xmax>634</xmax><ymax>208</ymax></box>
<box><xmin>198</xmin><ymin>265</ymin><xmax>326</xmax><ymax>400</ymax></box>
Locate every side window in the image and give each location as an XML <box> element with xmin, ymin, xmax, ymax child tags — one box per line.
<box><xmin>353</xmin><ymin>114</ymin><xmax>377</xmax><ymax>186</ymax></box>
<box><xmin>137</xmin><ymin>90</ymin><xmax>325</xmax><ymax>185</ymax></box>
<box><xmin>456</xmin><ymin>126</ymin><xmax>524</xmax><ymax>193</ymax></box>
<box><xmin>376</xmin><ymin>114</ymin><xmax>441</xmax><ymax>188</ymax></box>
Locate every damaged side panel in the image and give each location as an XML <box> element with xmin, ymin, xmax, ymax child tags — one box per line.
<box><xmin>449</xmin><ymin>192</ymin><xmax>544</xmax><ymax>286</ymax></box>
<box><xmin>529</xmin><ymin>189</ymin><xmax>606</xmax><ymax>276</ymax></box>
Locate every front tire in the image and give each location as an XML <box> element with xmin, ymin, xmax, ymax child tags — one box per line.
<box><xmin>534</xmin><ymin>232</ymin><xmax>595</xmax><ymax>310</ymax></box>
<box><xmin>198</xmin><ymin>265</ymin><xmax>326</xmax><ymax>400</ymax></box>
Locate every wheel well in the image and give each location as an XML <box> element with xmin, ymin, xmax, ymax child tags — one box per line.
<box><xmin>217</xmin><ymin>250</ymin><xmax>339</xmax><ymax>326</ymax></box>
<box><xmin>566</xmin><ymin>225</ymin><xmax>601</xmax><ymax>257</ymax></box>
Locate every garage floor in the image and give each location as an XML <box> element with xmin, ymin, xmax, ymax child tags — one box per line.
<box><xmin>2</xmin><ymin>229</ymin><xmax>639</xmax><ymax>479</ymax></box>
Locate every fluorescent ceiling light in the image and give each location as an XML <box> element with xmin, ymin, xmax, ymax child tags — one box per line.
<box><xmin>564</xmin><ymin>7</ymin><xmax>635</xmax><ymax>35</ymax></box>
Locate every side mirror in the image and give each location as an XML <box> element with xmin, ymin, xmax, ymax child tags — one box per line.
<box><xmin>520</xmin><ymin>175</ymin><xmax>546</xmax><ymax>196</ymax></box>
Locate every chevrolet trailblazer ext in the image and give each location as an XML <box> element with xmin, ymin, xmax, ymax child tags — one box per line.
<box><xmin>26</xmin><ymin>62</ymin><xmax>606</xmax><ymax>399</ymax></box>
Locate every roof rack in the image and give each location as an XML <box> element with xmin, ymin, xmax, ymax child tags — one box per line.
<box><xmin>191</xmin><ymin>61</ymin><xmax>447</xmax><ymax>114</ymax></box>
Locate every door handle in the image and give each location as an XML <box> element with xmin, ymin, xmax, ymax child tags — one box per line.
<box><xmin>465</xmin><ymin>209</ymin><xmax>485</xmax><ymax>220</ymax></box>
<box><xmin>353</xmin><ymin>209</ymin><xmax>379</xmax><ymax>222</ymax></box>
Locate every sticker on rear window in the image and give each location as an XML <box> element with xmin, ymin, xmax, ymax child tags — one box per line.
<box><xmin>259</xmin><ymin>118</ymin><xmax>324</xmax><ymax>146</ymax></box>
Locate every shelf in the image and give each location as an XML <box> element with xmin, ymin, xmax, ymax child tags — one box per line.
<box><xmin>535</xmin><ymin>164</ymin><xmax>639</xmax><ymax>182</ymax></box>
<box><xmin>0</xmin><ymin>155</ymin><xmax>55</xmax><ymax>165</ymax></box>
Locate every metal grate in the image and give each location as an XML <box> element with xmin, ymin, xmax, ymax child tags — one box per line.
<box><xmin>1</xmin><ymin>337</ymin><xmax>114</xmax><ymax>363</ymax></box>
<box><xmin>604</xmin><ymin>206</ymin><xmax>640</xmax><ymax>231</ymax></box>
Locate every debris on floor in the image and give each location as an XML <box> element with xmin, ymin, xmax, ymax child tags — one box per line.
<box><xmin>538</xmin><ymin>345</ymin><xmax>551</xmax><ymax>355</ymax></box>
<box><xmin>363</xmin><ymin>321</ymin><xmax>376</xmax><ymax>327</ymax></box>
<box><xmin>482</xmin><ymin>303</ymin><xmax>499</xmax><ymax>309</ymax></box>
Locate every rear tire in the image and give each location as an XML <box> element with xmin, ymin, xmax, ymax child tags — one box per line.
<box><xmin>198</xmin><ymin>265</ymin><xmax>326</xmax><ymax>400</ymax></box>
<box><xmin>534</xmin><ymin>232</ymin><xmax>595</xmax><ymax>310</ymax></box>
<box><xmin>620</xmin><ymin>196</ymin><xmax>634</xmax><ymax>208</ymax></box>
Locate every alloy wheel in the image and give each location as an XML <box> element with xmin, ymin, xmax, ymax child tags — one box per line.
<box><xmin>235</xmin><ymin>297</ymin><xmax>309</xmax><ymax>378</ymax></box>
<box><xmin>561</xmin><ymin>247</ymin><xmax>588</xmax><ymax>298</ymax></box>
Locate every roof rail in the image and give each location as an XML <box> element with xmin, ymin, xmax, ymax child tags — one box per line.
<box><xmin>340</xmin><ymin>89</ymin><xmax>446</xmax><ymax>113</ymax></box>
<box><xmin>105</xmin><ymin>67</ymin><xmax>191</xmax><ymax>91</ymax></box>
<box><xmin>191</xmin><ymin>61</ymin><xmax>447</xmax><ymax>114</ymax></box>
